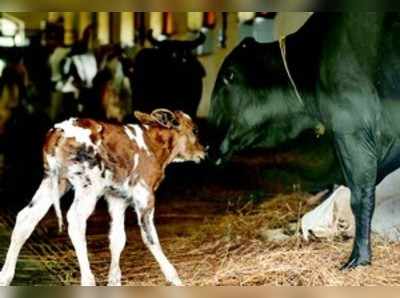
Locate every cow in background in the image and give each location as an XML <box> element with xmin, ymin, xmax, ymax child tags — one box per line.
<box><xmin>131</xmin><ymin>30</ymin><xmax>206</xmax><ymax>118</ymax></box>
<box><xmin>91</xmin><ymin>45</ymin><xmax>133</xmax><ymax>123</ymax></box>
<box><xmin>0</xmin><ymin>57</ymin><xmax>50</xmax><ymax>208</ymax></box>
<box><xmin>55</xmin><ymin>25</ymin><xmax>98</xmax><ymax>119</ymax></box>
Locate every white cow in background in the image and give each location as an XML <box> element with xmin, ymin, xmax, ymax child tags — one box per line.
<box><xmin>49</xmin><ymin>47</ymin><xmax>97</xmax><ymax>98</ymax></box>
<box><xmin>302</xmin><ymin>169</ymin><xmax>400</xmax><ymax>241</ymax></box>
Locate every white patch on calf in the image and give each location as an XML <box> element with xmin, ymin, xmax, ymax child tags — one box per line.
<box><xmin>46</xmin><ymin>154</ymin><xmax>59</xmax><ymax>174</ymax></box>
<box><xmin>124</xmin><ymin>126</ymin><xmax>135</xmax><ymax>140</ymax></box>
<box><xmin>55</xmin><ymin>119</ymin><xmax>95</xmax><ymax>147</ymax></box>
<box><xmin>125</xmin><ymin>125</ymin><xmax>150</xmax><ymax>155</ymax></box>
<box><xmin>67</xmin><ymin>163</ymin><xmax>107</xmax><ymax>195</ymax></box>
<box><xmin>133</xmin><ymin>154</ymin><xmax>139</xmax><ymax>171</ymax></box>
<box><xmin>132</xmin><ymin>180</ymin><xmax>150</xmax><ymax>210</ymax></box>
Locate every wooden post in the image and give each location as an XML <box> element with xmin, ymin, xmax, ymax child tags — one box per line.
<box><xmin>120</xmin><ymin>12</ymin><xmax>134</xmax><ymax>47</ymax></box>
<box><xmin>48</xmin><ymin>12</ymin><xmax>61</xmax><ymax>23</ymax></box>
<box><xmin>97</xmin><ymin>12</ymin><xmax>110</xmax><ymax>45</ymax></box>
<box><xmin>162</xmin><ymin>12</ymin><xmax>175</xmax><ymax>36</ymax></box>
<box><xmin>149</xmin><ymin>12</ymin><xmax>163</xmax><ymax>38</ymax></box>
<box><xmin>63</xmin><ymin>12</ymin><xmax>75</xmax><ymax>46</ymax></box>
<box><xmin>187</xmin><ymin>12</ymin><xmax>203</xmax><ymax>31</ymax></box>
<box><xmin>79</xmin><ymin>12</ymin><xmax>92</xmax><ymax>39</ymax></box>
<box><xmin>173</xmin><ymin>13</ymin><xmax>186</xmax><ymax>36</ymax></box>
<box><xmin>135</xmin><ymin>12</ymin><xmax>146</xmax><ymax>46</ymax></box>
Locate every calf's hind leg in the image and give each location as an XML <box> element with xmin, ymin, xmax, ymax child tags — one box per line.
<box><xmin>133</xmin><ymin>191</ymin><xmax>182</xmax><ymax>286</ymax></box>
<box><xmin>0</xmin><ymin>177</ymin><xmax>61</xmax><ymax>286</ymax></box>
<box><xmin>66</xmin><ymin>187</ymin><xmax>100</xmax><ymax>286</ymax></box>
<box><xmin>106</xmin><ymin>197</ymin><xmax>127</xmax><ymax>286</ymax></box>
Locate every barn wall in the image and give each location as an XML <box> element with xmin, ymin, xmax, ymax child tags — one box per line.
<box><xmin>6</xmin><ymin>12</ymin><xmax>47</xmax><ymax>30</ymax></box>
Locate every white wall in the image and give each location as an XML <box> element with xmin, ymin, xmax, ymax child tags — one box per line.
<box><xmin>197</xmin><ymin>13</ymin><xmax>239</xmax><ymax>118</ymax></box>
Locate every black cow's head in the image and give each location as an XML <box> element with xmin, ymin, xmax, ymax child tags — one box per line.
<box><xmin>147</xmin><ymin>30</ymin><xmax>206</xmax><ymax>65</ymax></box>
<box><xmin>209</xmin><ymin>37</ymin><xmax>313</xmax><ymax>163</ymax></box>
<box><xmin>131</xmin><ymin>30</ymin><xmax>206</xmax><ymax>117</ymax></box>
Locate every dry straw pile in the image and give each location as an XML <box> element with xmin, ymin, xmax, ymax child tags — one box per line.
<box><xmin>115</xmin><ymin>194</ymin><xmax>400</xmax><ymax>286</ymax></box>
<box><xmin>3</xmin><ymin>193</ymin><xmax>400</xmax><ymax>285</ymax></box>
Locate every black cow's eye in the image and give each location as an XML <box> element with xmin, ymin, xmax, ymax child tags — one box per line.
<box><xmin>223</xmin><ymin>71</ymin><xmax>235</xmax><ymax>85</ymax></box>
<box><xmin>193</xmin><ymin>127</ymin><xmax>199</xmax><ymax>135</ymax></box>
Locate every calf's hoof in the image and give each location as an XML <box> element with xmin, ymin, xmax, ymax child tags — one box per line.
<box><xmin>107</xmin><ymin>279</ymin><xmax>121</xmax><ymax>287</ymax></box>
<box><xmin>81</xmin><ymin>274</ymin><xmax>96</xmax><ymax>286</ymax></box>
<box><xmin>0</xmin><ymin>272</ymin><xmax>12</xmax><ymax>286</ymax></box>
<box><xmin>166</xmin><ymin>274</ymin><xmax>183</xmax><ymax>286</ymax></box>
<box><xmin>170</xmin><ymin>278</ymin><xmax>183</xmax><ymax>286</ymax></box>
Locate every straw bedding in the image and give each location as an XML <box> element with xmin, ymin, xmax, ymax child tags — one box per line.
<box><xmin>2</xmin><ymin>193</ymin><xmax>400</xmax><ymax>286</ymax></box>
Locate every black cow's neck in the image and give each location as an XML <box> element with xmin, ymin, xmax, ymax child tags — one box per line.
<box><xmin>255</xmin><ymin>89</ymin><xmax>321</xmax><ymax>149</ymax></box>
<box><xmin>283</xmin><ymin>14</ymin><xmax>328</xmax><ymax>121</ymax></box>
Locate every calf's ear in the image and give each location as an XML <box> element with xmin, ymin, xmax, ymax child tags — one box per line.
<box><xmin>134</xmin><ymin>111</ymin><xmax>153</xmax><ymax>125</ymax></box>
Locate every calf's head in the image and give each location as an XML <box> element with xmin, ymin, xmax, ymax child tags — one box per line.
<box><xmin>135</xmin><ymin>109</ymin><xmax>206</xmax><ymax>163</ymax></box>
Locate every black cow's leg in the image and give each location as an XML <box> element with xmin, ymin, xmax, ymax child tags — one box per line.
<box><xmin>341</xmin><ymin>186</ymin><xmax>375</xmax><ymax>270</ymax></box>
<box><xmin>334</xmin><ymin>134</ymin><xmax>377</xmax><ymax>270</ymax></box>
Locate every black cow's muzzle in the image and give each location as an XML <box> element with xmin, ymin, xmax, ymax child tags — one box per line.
<box><xmin>205</xmin><ymin>144</ymin><xmax>233</xmax><ymax>167</ymax></box>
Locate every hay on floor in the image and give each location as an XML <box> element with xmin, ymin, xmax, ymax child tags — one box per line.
<box><xmin>102</xmin><ymin>193</ymin><xmax>400</xmax><ymax>286</ymax></box>
<box><xmin>3</xmin><ymin>193</ymin><xmax>400</xmax><ymax>286</ymax></box>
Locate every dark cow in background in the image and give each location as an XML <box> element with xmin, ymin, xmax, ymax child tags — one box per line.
<box><xmin>131</xmin><ymin>30</ymin><xmax>206</xmax><ymax>118</ymax></box>
<box><xmin>0</xmin><ymin>50</ymin><xmax>50</xmax><ymax>208</ymax></box>
<box><xmin>92</xmin><ymin>45</ymin><xmax>133</xmax><ymax>122</ymax></box>
<box><xmin>209</xmin><ymin>13</ymin><xmax>400</xmax><ymax>269</ymax></box>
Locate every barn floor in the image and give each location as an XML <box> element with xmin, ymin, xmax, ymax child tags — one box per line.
<box><xmin>1</xmin><ymin>191</ymin><xmax>400</xmax><ymax>286</ymax></box>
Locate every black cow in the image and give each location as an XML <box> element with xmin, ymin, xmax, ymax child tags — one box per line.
<box><xmin>209</xmin><ymin>12</ymin><xmax>400</xmax><ymax>269</ymax></box>
<box><xmin>131</xmin><ymin>30</ymin><xmax>206</xmax><ymax>117</ymax></box>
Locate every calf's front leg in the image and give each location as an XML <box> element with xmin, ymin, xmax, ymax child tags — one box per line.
<box><xmin>67</xmin><ymin>189</ymin><xmax>99</xmax><ymax>286</ymax></box>
<box><xmin>132</xmin><ymin>186</ymin><xmax>182</xmax><ymax>286</ymax></box>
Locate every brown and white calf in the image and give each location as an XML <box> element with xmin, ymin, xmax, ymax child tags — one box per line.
<box><xmin>0</xmin><ymin>109</ymin><xmax>205</xmax><ymax>286</ymax></box>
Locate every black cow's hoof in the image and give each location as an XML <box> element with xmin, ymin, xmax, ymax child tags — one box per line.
<box><xmin>340</xmin><ymin>257</ymin><xmax>371</xmax><ymax>271</ymax></box>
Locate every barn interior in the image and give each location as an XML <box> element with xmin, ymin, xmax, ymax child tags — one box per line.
<box><xmin>0</xmin><ymin>12</ymin><xmax>399</xmax><ymax>286</ymax></box>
